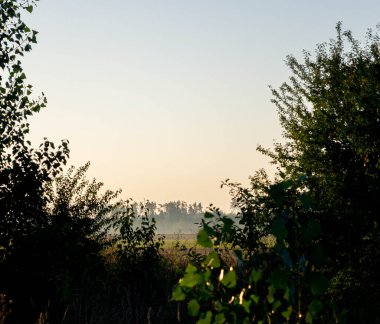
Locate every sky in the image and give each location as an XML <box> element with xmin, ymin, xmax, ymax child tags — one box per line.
<box><xmin>22</xmin><ymin>0</ymin><xmax>380</xmax><ymax>211</ymax></box>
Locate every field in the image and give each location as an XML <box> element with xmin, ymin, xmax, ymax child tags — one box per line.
<box><xmin>158</xmin><ymin>233</ymin><xmax>196</xmax><ymax>249</ymax></box>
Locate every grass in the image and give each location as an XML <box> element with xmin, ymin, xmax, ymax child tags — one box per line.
<box><xmin>158</xmin><ymin>233</ymin><xmax>196</xmax><ymax>249</ymax></box>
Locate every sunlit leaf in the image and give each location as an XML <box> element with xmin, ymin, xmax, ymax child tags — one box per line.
<box><xmin>220</xmin><ymin>270</ymin><xmax>236</xmax><ymax>288</ymax></box>
<box><xmin>186</xmin><ymin>264</ymin><xmax>198</xmax><ymax>274</ymax></box>
<box><xmin>180</xmin><ymin>266</ymin><xmax>203</xmax><ymax>288</ymax></box>
<box><xmin>203</xmin><ymin>251</ymin><xmax>220</xmax><ymax>268</ymax></box>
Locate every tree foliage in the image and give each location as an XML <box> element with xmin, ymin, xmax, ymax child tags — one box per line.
<box><xmin>265</xmin><ymin>22</ymin><xmax>380</xmax><ymax>319</ymax></box>
<box><xmin>0</xmin><ymin>0</ymin><xmax>69</xmax><ymax>256</ymax></box>
<box><xmin>46</xmin><ymin>162</ymin><xmax>120</xmax><ymax>246</ymax></box>
<box><xmin>173</xmin><ymin>23</ymin><xmax>380</xmax><ymax>323</ymax></box>
<box><xmin>173</xmin><ymin>177</ymin><xmax>334</xmax><ymax>323</ymax></box>
<box><xmin>0</xmin><ymin>1</ymin><xmax>67</xmax><ymax>321</ymax></box>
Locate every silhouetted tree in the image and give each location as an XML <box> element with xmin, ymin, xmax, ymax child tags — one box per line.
<box><xmin>259</xmin><ymin>22</ymin><xmax>380</xmax><ymax>321</ymax></box>
<box><xmin>0</xmin><ymin>1</ymin><xmax>70</xmax><ymax>321</ymax></box>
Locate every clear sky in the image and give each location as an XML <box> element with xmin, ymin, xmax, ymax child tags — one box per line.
<box><xmin>23</xmin><ymin>1</ymin><xmax>380</xmax><ymax>211</ymax></box>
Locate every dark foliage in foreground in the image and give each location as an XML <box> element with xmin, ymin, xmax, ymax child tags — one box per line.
<box><xmin>0</xmin><ymin>2</ymin><xmax>179</xmax><ymax>323</ymax></box>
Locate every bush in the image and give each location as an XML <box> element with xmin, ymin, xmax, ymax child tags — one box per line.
<box><xmin>172</xmin><ymin>177</ymin><xmax>340</xmax><ymax>323</ymax></box>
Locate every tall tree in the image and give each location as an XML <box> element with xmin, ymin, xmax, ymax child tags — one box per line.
<box><xmin>262</xmin><ymin>22</ymin><xmax>380</xmax><ymax>319</ymax></box>
<box><xmin>0</xmin><ymin>0</ymin><xmax>69</xmax><ymax>254</ymax></box>
<box><xmin>174</xmin><ymin>24</ymin><xmax>380</xmax><ymax>323</ymax></box>
<box><xmin>1</xmin><ymin>1</ymin><xmax>69</xmax><ymax>321</ymax></box>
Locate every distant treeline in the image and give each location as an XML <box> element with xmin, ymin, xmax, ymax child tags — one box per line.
<box><xmin>129</xmin><ymin>200</ymin><xmax>233</xmax><ymax>233</ymax></box>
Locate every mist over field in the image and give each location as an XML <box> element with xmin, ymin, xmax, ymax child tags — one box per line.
<box><xmin>126</xmin><ymin>200</ymin><xmax>236</xmax><ymax>234</ymax></box>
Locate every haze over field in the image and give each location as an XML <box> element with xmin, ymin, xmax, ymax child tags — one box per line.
<box><xmin>22</xmin><ymin>0</ymin><xmax>380</xmax><ymax>211</ymax></box>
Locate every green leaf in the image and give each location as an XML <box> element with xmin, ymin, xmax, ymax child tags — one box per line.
<box><xmin>283</xmin><ymin>287</ymin><xmax>290</xmax><ymax>302</ymax></box>
<box><xmin>267</xmin><ymin>286</ymin><xmax>275</xmax><ymax>304</ymax></box>
<box><xmin>188</xmin><ymin>299</ymin><xmax>200</xmax><ymax>316</ymax></box>
<box><xmin>281</xmin><ymin>305</ymin><xmax>293</xmax><ymax>320</ymax></box>
<box><xmin>308</xmin><ymin>299</ymin><xmax>323</xmax><ymax>318</ymax></box>
<box><xmin>222</xmin><ymin>217</ymin><xmax>234</xmax><ymax>233</ymax></box>
<box><xmin>250</xmin><ymin>293</ymin><xmax>259</xmax><ymax>304</ymax></box>
<box><xmin>197</xmin><ymin>229</ymin><xmax>213</xmax><ymax>248</ymax></box>
<box><xmin>215</xmin><ymin>313</ymin><xmax>226</xmax><ymax>324</ymax></box>
<box><xmin>306</xmin><ymin>311</ymin><xmax>313</xmax><ymax>324</ymax></box>
<box><xmin>273</xmin><ymin>300</ymin><xmax>281</xmax><ymax>309</ymax></box>
<box><xmin>180</xmin><ymin>266</ymin><xmax>203</xmax><ymax>288</ymax></box>
<box><xmin>203</xmin><ymin>251</ymin><xmax>220</xmax><ymax>268</ymax></box>
<box><xmin>215</xmin><ymin>301</ymin><xmax>223</xmax><ymax>312</ymax></box>
<box><xmin>241</xmin><ymin>299</ymin><xmax>251</xmax><ymax>313</ymax></box>
<box><xmin>203</xmin><ymin>222</ymin><xmax>219</xmax><ymax>238</ymax></box>
<box><xmin>220</xmin><ymin>270</ymin><xmax>236</xmax><ymax>288</ymax></box>
<box><xmin>250</xmin><ymin>268</ymin><xmax>263</xmax><ymax>284</ymax></box>
<box><xmin>196</xmin><ymin>311</ymin><xmax>212</xmax><ymax>324</ymax></box>
<box><xmin>204</xmin><ymin>211</ymin><xmax>215</xmax><ymax>218</ymax></box>
<box><xmin>172</xmin><ymin>286</ymin><xmax>186</xmax><ymax>301</ymax></box>
<box><xmin>199</xmin><ymin>289</ymin><xmax>213</xmax><ymax>301</ymax></box>
<box><xmin>185</xmin><ymin>264</ymin><xmax>198</xmax><ymax>274</ymax></box>
<box><xmin>26</xmin><ymin>5</ymin><xmax>33</xmax><ymax>13</ymax></box>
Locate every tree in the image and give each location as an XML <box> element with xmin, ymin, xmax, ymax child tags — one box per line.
<box><xmin>173</xmin><ymin>23</ymin><xmax>380</xmax><ymax>323</ymax></box>
<box><xmin>0</xmin><ymin>0</ymin><xmax>69</xmax><ymax>255</ymax></box>
<box><xmin>1</xmin><ymin>1</ymin><xmax>69</xmax><ymax>321</ymax></box>
<box><xmin>262</xmin><ymin>22</ymin><xmax>380</xmax><ymax>320</ymax></box>
<box><xmin>40</xmin><ymin>163</ymin><xmax>121</xmax><ymax>321</ymax></box>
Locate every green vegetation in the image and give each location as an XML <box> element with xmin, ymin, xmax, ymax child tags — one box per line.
<box><xmin>172</xmin><ymin>23</ymin><xmax>380</xmax><ymax>323</ymax></box>
<box><xmin>1</xmin><ymin>1</ymin><xmax>379</xmax><ymax>323</ymax></box>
